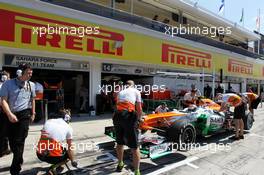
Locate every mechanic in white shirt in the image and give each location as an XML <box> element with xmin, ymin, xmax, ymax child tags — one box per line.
<box><xmin>191</xmin><ymin>84</ymin><xmax>201</xmax><ymax>96</ymax></box>
<box><xmin>155</xmin><ymin>102</ymin><xmax>169</xmax><ymax>113</ymax></box>
<box><xmin>183</xmin><ymin>89</ymin><xmax>199</xmax><ymax>108</ymax></box>
<box><xmin>114</xmin><ymin>80</ymin><xmax>142</xmax><ymax>175</ymax></box>
<box><xmin>36</xmin><ymin>110</ymin><xmax>77</xmax><ymax>168</ymax></box>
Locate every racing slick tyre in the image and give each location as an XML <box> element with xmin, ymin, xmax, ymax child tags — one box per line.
<box><xmin>178</xmin><ymin>125</ymin><xmax>196</xmax><ymax>150</ymax></box>
<box><xmin>166</xmin><ymin>124</ymin><xmax>196</xmax><ymax>150</ymax></box>
<box><xmin>243</xmin><ymin>112</ymin><xmax>254</xmax><ymax>130</ymax></box>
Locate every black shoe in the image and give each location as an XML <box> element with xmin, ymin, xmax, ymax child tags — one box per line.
<box><xmin>229</xmin><ymin>136</ymin><xmax>240</xmax><ymax>140</ymax></box>
<box><xmin>116</xmin><ymin>163</ymin><xmax>124</xmax><ymax>172</ymax></box>
<box><xmin>239</xmin><ymin>135</ymin><xmax>244</xmax><ymax>139</ymax></box>
<box><xmin>0</xmin><ymin>149</ymin><xmax>11</xmax><ymax>157</ymax></box>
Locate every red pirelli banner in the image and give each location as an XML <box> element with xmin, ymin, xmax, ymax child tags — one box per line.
<box><xmin>0</xmin><ymin>8</ymin><xmax>124</xmax><ymax>57</ymax></box>
<box><xmin>228</xmin><ymin>59</ymin><xmax>253</xmax><ymax>75</ymax></box>
<box><xmin>0</xmin><ymin>2</ymin><xmax>263</xmax><ymax>79</ymax></box>
<box><xmin>162</xmin><ymin>43</ymin><xmax>211</xmax><ymax>69</ymax></box>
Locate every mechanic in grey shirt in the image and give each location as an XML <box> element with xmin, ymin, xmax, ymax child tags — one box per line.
<box><xmin>0</xmin><ymin>63</ymin><xmax>36</xmax><ymax>175</ymax></box>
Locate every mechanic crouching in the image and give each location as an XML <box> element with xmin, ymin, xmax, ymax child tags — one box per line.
<box><xmin>113</xmin><ymin>80</ymin><xmax>142</xmax><ymax>175</ymax></box>
<box><xmin>36</xmin><ymin>108</ymin><xmax>77</xmax><ymax>173</ymax></box>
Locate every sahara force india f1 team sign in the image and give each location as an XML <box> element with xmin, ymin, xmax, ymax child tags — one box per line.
<box><xmin>0</xmin><ymin>2</ymin><xmax>263</xmax><ymax>79</ymax></box>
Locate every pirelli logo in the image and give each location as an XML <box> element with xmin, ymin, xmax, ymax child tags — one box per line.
<box><xmin>0</xmin><ymin>9</ymin><xmax>124</xmax><ymax>56</ymax></box>
<box><xmin>228</xmin><ymin>59</ymin><xmax>253</xmax><ymax>75</ymax></box>
<box><xmin>161</xmin><ymin>43</ymin><xmax>211</xmax><ymax>69</ymax></box>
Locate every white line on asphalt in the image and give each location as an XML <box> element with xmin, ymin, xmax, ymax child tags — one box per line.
<box><xmin>218</xmin><ymin>136</ymin><xmax>232</xmax><ymax>142</ymax></box>
<box><xmin>186</xmin><ymin>162</ymin><xmax>199</xmax><ymax>169</ymax></box>
<box><xmin>146</xmin><ymin>156</ymin><xmax>199</xmax><ymax>175</ymax></box>
<box><xmin>249</xmin><ymin>133</ymin><xmax>264</xmax><ymax>138</ymax></box>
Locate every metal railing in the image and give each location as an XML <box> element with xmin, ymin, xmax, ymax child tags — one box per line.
<box><xmin>40</xmin><ymin>0</ymin><xmax>262</xmax><ymax>59</ymax></box>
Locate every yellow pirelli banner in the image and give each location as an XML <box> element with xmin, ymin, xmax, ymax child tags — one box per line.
<box><xmin>0</xmin><ymin>2</ymin><xmax>263</xmax><ymax>79</ymax></box>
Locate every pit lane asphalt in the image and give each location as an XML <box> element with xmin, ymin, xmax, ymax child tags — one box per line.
<box><xmin>1</xmin><ymin>108</ymin><xmax>264</xmax><ymax>175</ymax></box>
<box><xmin>71</xmin><ymin>108</ymin><xmax>264</xmax><ymax>175</ymax></box>
<box><xmin>142</xmin><ymin>107</ymin><xmax>264</xmax><ymax>175</ymax></box>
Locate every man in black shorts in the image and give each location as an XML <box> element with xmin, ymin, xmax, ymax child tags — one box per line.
<box><xmin>231</xmin><ymin>95</ymin><xmax>246</xmax><ymax>140</ymax></box>
<box><xmin>243</xmin><ymin>92</ymin><xmax>261</xmax><ymax>122</ymax></box>
<box><xmin>113</xmin><ymin>80</ymin><xmax>142</xmax><ymax>175</ymax></box>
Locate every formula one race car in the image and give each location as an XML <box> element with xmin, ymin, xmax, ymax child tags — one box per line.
<box><xmin>140</xmin><ymin>98</ymin><xmax>253</xmax><ymax>144</ymax></box>
<box><xmin>105</xmin><ymin>99</ymin><xmax>253</xmax><ymax>158</ymax></box>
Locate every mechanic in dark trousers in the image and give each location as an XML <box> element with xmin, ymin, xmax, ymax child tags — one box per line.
<box><xmin>231</xmin><ymin>94</ymin><xmax>247</xmax><ymax>140</ymax></box>
<box><xmin>243</xmin><ymin>92</ymin><xmax>260</xmax><ymax>122</ymax></box>
<box><xmin>0</xmin><ymin>71</ymin><xmax>11</xmax><ymax>157</ymax></box>
<box><xmin>113</xmin><ymin>80</ymin><xmax>142</xmax><ymax>175</ymax></box>
<box><xmin>0</xmin><ymin>64</ymin><xmax>36</xmax><ymax>175</ymax></box>
<box><xmin>218</xmin><ymin>93</ymin><xmax>245</xmax><ymax>140</ymax></box>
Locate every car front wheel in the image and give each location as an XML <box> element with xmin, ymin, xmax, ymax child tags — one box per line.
<box><xmin>177</xmin><ymin>125</ymin><xmax>196</xmax><ymax>150</ymax></box>
<box><xmin>243</xmin><ymin>112</ymin><xmax>254</xmax><ymax>130</ymax></box>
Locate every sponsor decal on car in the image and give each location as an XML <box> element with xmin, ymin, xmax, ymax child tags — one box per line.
<box><xmin>149</xmin><ymin>142</ymin><xmax>172</xmax><ymax>158</ymax></box>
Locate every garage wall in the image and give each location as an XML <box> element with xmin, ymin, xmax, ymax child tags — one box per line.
<box><xmin>153</xmin><ymin>76</ymin><xmax>201</xmax><ymax>94</ymax></box>
<box><xmin>133</xmin><ymin>77</ymin><xmax>154</xmax><ymax>86</ymax></box>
